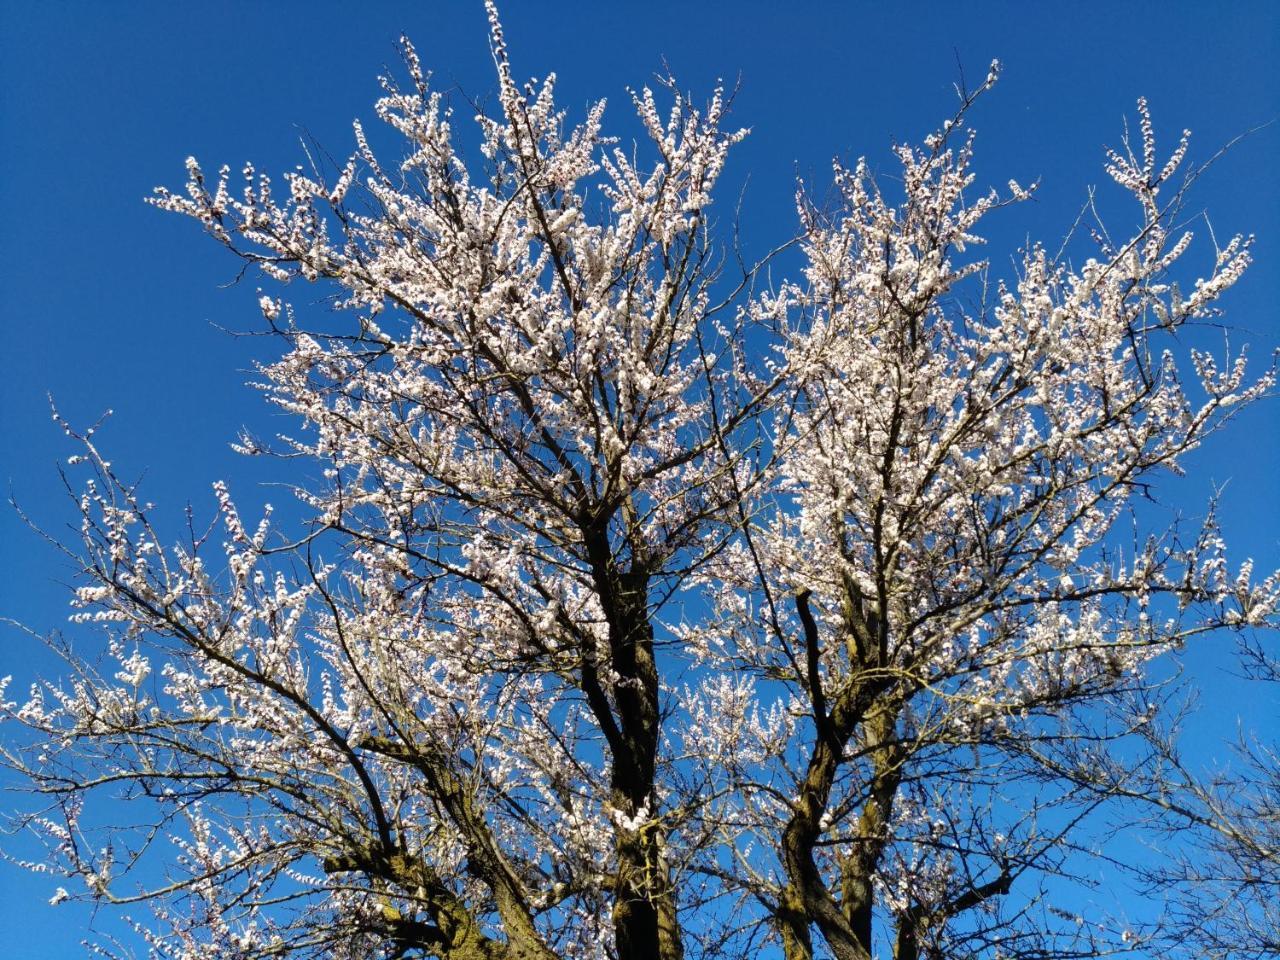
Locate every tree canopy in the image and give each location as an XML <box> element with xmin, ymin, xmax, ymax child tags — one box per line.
<box><xmin>4</xmin><ymin>6</ymin><xmax>1277</xmax><ymax>959</ymax></box>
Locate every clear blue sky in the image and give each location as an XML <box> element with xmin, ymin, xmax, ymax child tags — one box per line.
<box><xmin>1</xmin><ymin>2</ymin><xmax>1276</xmax><ymax>955</ymax></box>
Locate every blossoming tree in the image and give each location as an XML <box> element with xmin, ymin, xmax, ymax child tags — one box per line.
<box><xmin>4</xmin><ymin>6</ymin><xmax>1276</xmax><ymax>959</ymax></box>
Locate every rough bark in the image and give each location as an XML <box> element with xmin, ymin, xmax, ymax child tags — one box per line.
<box><xmin>584</xmin><ymin>529</ymin><xmax>683</xmax><ymax>960</ymax></box>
